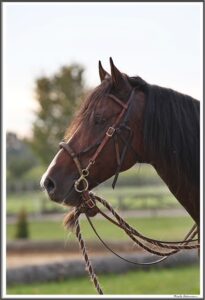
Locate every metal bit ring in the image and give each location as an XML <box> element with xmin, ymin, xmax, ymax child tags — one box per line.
<box><xmin>74</xmin><ymin>177</ymin><xmax>89</xmax><ymax>192</ymax></box>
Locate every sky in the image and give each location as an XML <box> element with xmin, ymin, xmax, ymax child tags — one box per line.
<box><xmin>3</xmin><ymin>2</ymin><xmax>202</xmax><ymax>138</ymax></box>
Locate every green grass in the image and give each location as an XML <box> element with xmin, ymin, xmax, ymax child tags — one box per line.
<box><xmin>95</xmin><ymin>185</ymin><xmax>180</xmax><ymax>209</ymax></box>
<box><xmin>7</xmin><ymin>191</ymin><xmax>61</xmax><ymax>214</ymax></box>
<box><xmin>7</xmin><ymin>265</ymin><xmax>200</xmax><ymax>295</ymax></box>
<box><xmin>7</xmin><ymin>185</ymin><xmax>181</xmax><ymax>215</ymax></box>
<box><xmin>7</xmin><ymin>216</ymin><xmax>194</xmax><ymax>241</ymax></box>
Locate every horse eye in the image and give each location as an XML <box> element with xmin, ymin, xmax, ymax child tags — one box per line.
<box><xmin>94</xmin><ymin>115</ymin><xmax>107</xmax><ymax>125</ymax></box>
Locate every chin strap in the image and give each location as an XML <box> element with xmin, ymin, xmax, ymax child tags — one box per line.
<box><xmin>112</xmin><ymin>125</ymin><xmax>134</xmax><ymax>189</ymax></box>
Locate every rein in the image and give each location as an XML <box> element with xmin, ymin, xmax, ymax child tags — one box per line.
<box><xmin>60</xmin><ymin>89</ymin><xmax>200</xmax><ymax>295</ymax></box>
<box><xmin>64</xmin><ymin>193</ymin><xmax>199</xmax><ymax>295</ymax></box>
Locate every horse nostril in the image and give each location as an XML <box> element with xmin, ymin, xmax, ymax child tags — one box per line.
<box><xmin>44</xmin><ymin>177</ymin><xmax>56</xmax><ymax>195</ymax></box>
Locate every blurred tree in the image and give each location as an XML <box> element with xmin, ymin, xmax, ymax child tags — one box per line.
<box><xmin>30</xmin><ymin>64</ymin><xmax>85</xmax><ymax>165</ymax></box>
<box><xmin>7</xmin><ymin>132</ymin><xmax>39</xmax><ymax>179</ymax></box>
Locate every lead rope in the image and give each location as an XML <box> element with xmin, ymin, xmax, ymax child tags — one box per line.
<box><xmin>94</xmin><ymin>194</ymin><xmax>199</xmax><ymax>251</ymax></box>
<box><xmin>74</xmin><ymin>209</ymin><xmax>104</xmax><ymax>295</ymax></box>
<box><xmin>64</xmin><ymin>193</ymin><xmax>199</xmax><ymax>295</ymax></box>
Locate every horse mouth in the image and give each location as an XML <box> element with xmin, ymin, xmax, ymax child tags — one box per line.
<box><xmin>62</xmin><ymin>187</ymin><xmax>83</xmax><ymax>207</ymax></box>
<box><xmin>61</xmin><ymin>181</ymin><xmax>97</xmax><ymax>207</ymax></box>
<box><xmin>46</xmin><ymin>185</ymin><xmax>83</xmax><ymax>208</ymax></box>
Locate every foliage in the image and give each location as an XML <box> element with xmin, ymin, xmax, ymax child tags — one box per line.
<box><xmin>7</xmin><ymin>132</ymin><xmax>39</xmax><ymax>180</ymax></box>
<box><xmin>21</xmin><ymin>165</ymin><xmax>46</xmax><ymax>182</ymax></box>
<box><xmin>15</xmin><ymin>208</ymin><xmax>29</xmax><ymax>239</ymax></box>
<box><xmin>30</xmin><ymin>64</ymin><xmax>85</xmax><ymax>165</ymax></box>
<box><xmin>7</xmin><ymin>265</ymin><xmax>199</xmax><ymax>295</ymax></box>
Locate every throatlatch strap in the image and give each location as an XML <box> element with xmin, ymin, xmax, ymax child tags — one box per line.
<box><xmin>113</xmin><ymin>135</ymin><xmax>121</xmax><ymax>166</ymax></box>
<box><xmin>112</xmin><ymin>129</ymin><xmax>133</xmax><ymax>189</ymax></box>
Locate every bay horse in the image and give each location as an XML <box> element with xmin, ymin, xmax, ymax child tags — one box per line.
<box><xmin>41</xmin><ymin>58</ymin><xmax>200</xmax><ymax>227</ymax></box>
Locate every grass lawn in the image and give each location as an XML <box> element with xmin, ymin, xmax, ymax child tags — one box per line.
<box><xmin>7</xmin><ymin>185</ymin><xmax>181</xmax><ymax>215</ymax></box>
<box><xmin>7</xmin><ymin>265</ymin><xmax>200</xmax><ymax>295</ymax></box>
<box><xmin>7</xmin><ymin>216</ymin><xmax>195</xmax><ymax>242</ymax></box>
<box><xmin>7</xmin><ymin>191</ymin><xmax>60</xmax><ymax>214</ymax></box>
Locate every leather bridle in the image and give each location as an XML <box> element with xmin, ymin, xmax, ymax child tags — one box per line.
<box><xmin>59</xmin><ymin>88</ymin><xmax>199</xmax><ymax>293</ymax></box>
<box><xmin>59</xmin><ymin>88</ymin><xmax>140</xmax><ymax>200</ymax></box>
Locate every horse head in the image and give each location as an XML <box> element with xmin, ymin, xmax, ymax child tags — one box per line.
<box><xmin>41</xmin><ymin>58</ymin><xmax>146</xmax><ymax>206</ymax></box>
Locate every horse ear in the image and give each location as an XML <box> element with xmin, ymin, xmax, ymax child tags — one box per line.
<box><xmin>110</xmin><ymin>57</ymin><xmax>124</xmax><ymax>87</ymax></box>
<box><xmin>98</xmin><ymin>61</ymin><xmax>110</xmax><ymax>82</ymax></box>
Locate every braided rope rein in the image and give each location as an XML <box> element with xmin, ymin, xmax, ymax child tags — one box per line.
<box><xmin>74</xmin><ymin>212</ymin><xmax>103</xmax><ymax>294</ymax></box>
<box><xmin>94</xmin><ymin>194</ymin><xmax>199</xmax><ymax>252</ymax></box>
<box><xmin>64</xmin><ymin>193</ymin><xmax>199</xmax><ymax>295</ymax></box>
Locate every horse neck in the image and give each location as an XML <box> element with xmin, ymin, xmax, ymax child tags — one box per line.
<box><xmin>151</xmin><ymin>160</ymin><xmax>199</xmax><ymax>226</ymax></box>
<box><xmin>137</xmin><ymin>85</ymin><xmax>200</xmax><ymax>226</ymax></box>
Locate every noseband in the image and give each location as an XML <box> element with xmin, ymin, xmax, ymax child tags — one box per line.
<box><xmin>59</xmin><ymin>88</ymin><xmax>139</xmax><ymax>197</ymax></box>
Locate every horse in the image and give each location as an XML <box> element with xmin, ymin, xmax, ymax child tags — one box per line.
<box><xmin>41</xmin><ymin>58</ymin><xmax>200</xmax><ymax>228</ymax></box>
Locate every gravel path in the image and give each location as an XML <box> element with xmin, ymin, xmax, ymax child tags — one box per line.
<box><xmin>7</xmin><ymin>240</ymin><xmax>141</xmax><ymax>268</ymax></box>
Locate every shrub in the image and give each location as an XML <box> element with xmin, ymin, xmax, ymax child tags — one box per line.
<box><xmin>15</xmin><ymin>208</ymin><xmax>29</xmax><ymax>239</ymax></box>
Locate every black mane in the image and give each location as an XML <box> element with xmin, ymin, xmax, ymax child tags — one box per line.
<box><xmin>67</xmin><ymin>74</ymin><xmax>200</xmax><ymax>188</ymax></box>
<box><xmin>129</xmin><ymin>76</ymin><xmax>200</xmax><ymax>187</ymax></box>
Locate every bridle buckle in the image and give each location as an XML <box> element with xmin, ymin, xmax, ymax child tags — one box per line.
<box><xmin>85</xmin><ymin>198</ymin><xmax>96</xmax><ymax>208</ymax></box>
<box><xmin>82</xmin><ymin>191</ymin><xmax>96</xmax><ymax>208</ymax></box>
<box><xmin>106</xmin><ymin>127</ymin><xmax>115</xmax><ymax>137</ymax></box>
